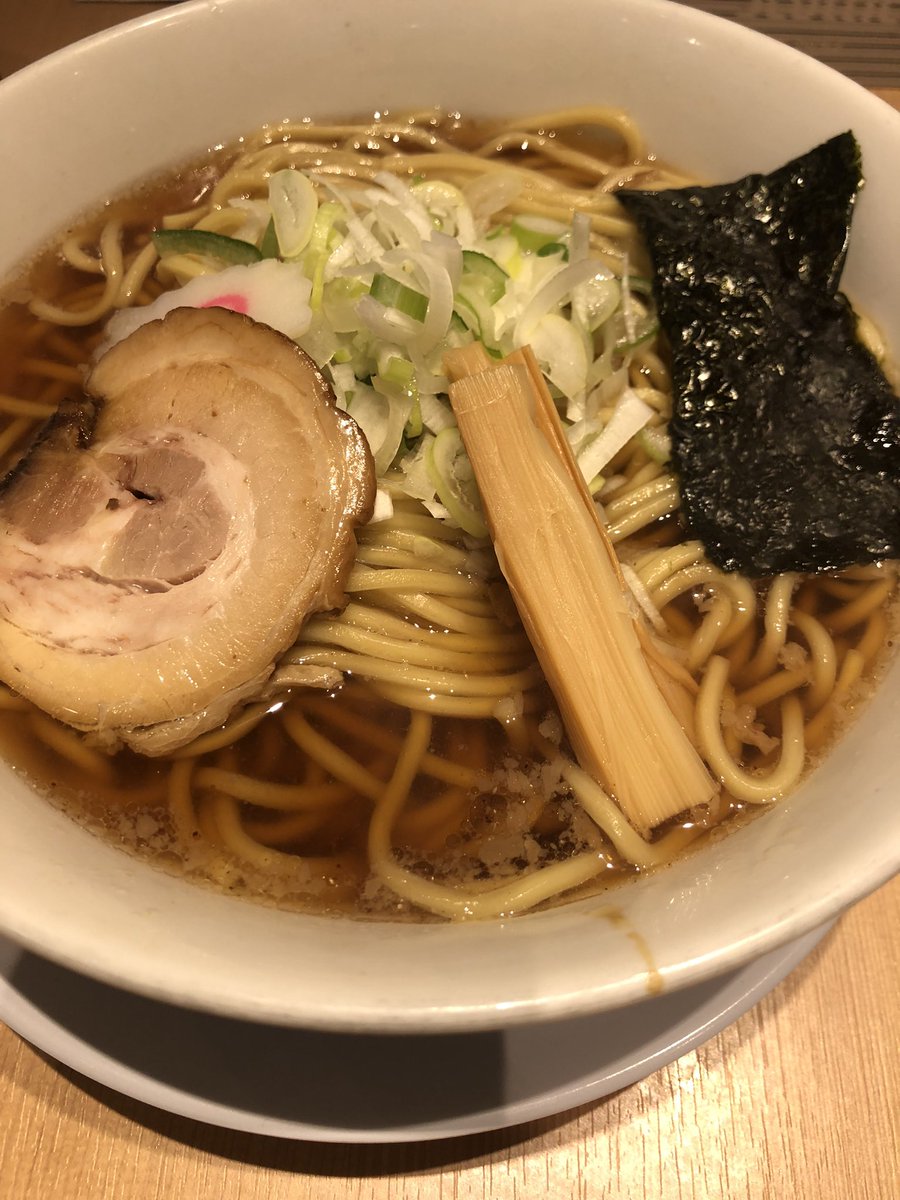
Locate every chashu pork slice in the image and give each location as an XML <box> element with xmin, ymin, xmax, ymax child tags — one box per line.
<box><xmin>0</xmin><ymin>306</ymin><xmax>375</xmax><ymax>754</ymax></box>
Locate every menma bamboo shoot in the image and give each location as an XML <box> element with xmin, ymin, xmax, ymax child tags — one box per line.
<box><xmin>446</xmin><ymin>350</ymin><xmax>715</xmax><ymax>833</ymax></box>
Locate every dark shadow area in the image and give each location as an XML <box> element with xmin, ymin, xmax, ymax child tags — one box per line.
<box><xmin>10</xmin><ymin>950</ymin><xmax>506</xmax><ymax>1133</ymax></box>
<box><xmin>34</xmin><ymin>1051</ymin><xmax>597</xmax><ymax>1175</ymax></box>
<box><xmin>4</xmin><ymin>921</ymin><xmax>830</xmax><ymax>1155</ymax></box>
<box><xmin>7</xmin><ymin>941</ymin><xmax>746</xmax><ymax>1135</ymax></box>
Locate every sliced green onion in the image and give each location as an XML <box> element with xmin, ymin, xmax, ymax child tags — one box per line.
<box><xmin>405</xmin><ymin>396</ymin><xmax>423</xmax><ymax>439</ymax></box>
<box><xmin>297</xmin><ymin>313</ymin><xmax>339</xmax><ymax>368</ymax></box>
<box><xmin>409</xmin><ymin>178</ymin><xmax>470</xmax><ymax>231</ymax></box>
<box><xmin>453</xmin><ymin>283</ymin><xmax>499</xmax><ymax>349</ymax></box>
<box><xmin>616</xmin><ymin>313</ymin><xmax>659</xmax><ymax>351</ymax></box>
<box><xmin>529</xmin><ymin>312</ymin><xmax>589</xmax><ymax>401</ymax></box>
<box><xmin>305</xmin><ymin>201</ymin><xmax>344</xmax><ymax>311</ymax></box>
<box><xmin>419</xmin><ymin>391</ymin><xmax>456</xmax><ymax>435</ymax></box>
<box><xmin>639</xmin><ymin>424</ymin><xmax>671</xmax><ymax>464</ymax></box>
<box><xmin>537</xmin><ymin>242</ymin><xmax>569</xmax><ymax>259</ymax></box>
<box><xmin>573</xmin><ymin>276</ymin><xmax>620</xmax><ymax>333</ymax></box>
<box><xmin>370</xmin><ymin>273</ymin><xmax>428</xmax><ymax>322</ymax></box>
<box><xmin>348</xmin><ymin>384</ymin><xmax>414</xmax><ymax>476</ymax></box>
<box><xmin>398</xmin><ymin>433</ymin><xmax>436</xmax><ymax>503</ymax></box>
<box><xmin>151</xmin><ymin>229</ymin><xmax>262</xmax><ymax>266</ymax></box>
<box><xmin>453</xmin><ymin>293</ymin><xmax>483</xmax><ymax>340</ymax></box>
<box><xmin>268</xmin><ymin>169</ymin><xmax>318</xmax><ymax>259</ymax></box>
<box><xmin>511</xmin><ymin>214</ymin><xmax>568</xmax><ymax>252</ymax></box>
<box><xmin>381</xmin><ymin>355</ymin><xmax>416</xmax><ymax>388</ymax></box>
<box><xmin>425</xmin><ymin>427</ymin><xmax>489</xmax><ymax>538</ymax></box>
<box><xmin>322</xmin><ymin>276</ymin><xmax>368</xmax><ymax>332</ymax></box>
<box><xmin>259</xmin><ymin>217</ymin><xmax>280</xmax><ymax>260</ymax></box>
<box><xmin>374</xmin><ymin>355</ymin><xmax>420</xmax><ymax>435</ymax></box>
<box><xmin>623</xmin><ymin>274</ymin><xmax>654</xmax><ymax>295</ymax></box>
<box><xmin>460</xmin><ymin>250</ymin><xmax>508</xmax><ymax>303</ymax></box>
<box><xmin>569</xmin><ymin>387</ymin><xmax>655</xmax><ymax>482</ymax></box>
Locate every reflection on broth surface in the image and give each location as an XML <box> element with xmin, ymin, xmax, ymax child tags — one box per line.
<box><xmin>0</xmin><ymin>108</ymin><xmax>895</xmax><ymax>920</ymax></box>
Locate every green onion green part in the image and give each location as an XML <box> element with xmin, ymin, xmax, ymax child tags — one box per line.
<box><xmin>151</xmin><ymin>229</ymin><xmax>263</xmax><ymax>266</ymax></box>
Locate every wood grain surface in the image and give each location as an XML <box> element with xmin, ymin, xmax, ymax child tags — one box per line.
<box><xmin>0</xmin><ymin>7</ymin><xmax>898</xmax><ymax>1197</ymax></box>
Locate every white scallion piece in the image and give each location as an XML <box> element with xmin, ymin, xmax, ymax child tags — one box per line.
<box><xmin>515</xmin><ymin>258</ymin><xmax>615</xmax><ymax>343</ymax></box>
<box><xmin>268</xmin><ymin>169</ymin><xmax>318</xmax><ymax>259</ymax></box>
<box><xmin>529</xmin><ymin>313</ymin><xmax>590</xmax><ymax>403</ymax></box>
<box><xmin>569</xmin><ymin>387</ymin><xmax>655</xmax><ymax>484</ymax></box>
<box><xmin>620</xmin><ymin>563</ymin><xmax>667</xmax><ymax>634</ymax></box>
<box><xmin>373</xmin><ymin>171</ymin><xmax>435</xmax><ymax>238</ymax></box>
<box><xmin>346</xmin><ymin>383</ymin><xmax>414</xmax><ymax>476</ymax></box>
<box><xmin>462</xmin><ymin>171</ymin><xmax>523</xmax><ymax>225</ymax></box>
<box><xmin>370</xmin><ymin>488</ymin><xmax>395</xmax><ymax>524</ymax></box>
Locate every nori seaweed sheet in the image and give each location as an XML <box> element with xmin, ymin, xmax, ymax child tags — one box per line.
<box><xmin>617</xmin><ymin>133</ymin><xmax>900</xmax><ymax>576</ymax></box>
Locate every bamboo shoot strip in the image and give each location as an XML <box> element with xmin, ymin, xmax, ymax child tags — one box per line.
<box><xmin>445</xmin><ymin>347</ymin><xmax>715</xmax><ymax>833</ymax></box>
<box><xmin>508</xmin><ymin>344</ymin><xmax>704</xmax><ymax>720</ymax></box>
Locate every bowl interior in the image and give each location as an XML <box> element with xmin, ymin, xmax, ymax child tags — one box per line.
<box><xmin>0</xmin><ymin>0</ymin><xmax>897</xmax><ymax>1031</ymax></box>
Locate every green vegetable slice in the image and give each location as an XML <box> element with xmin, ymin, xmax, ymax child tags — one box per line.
<box><xmin>305</xmin><ymin>201</ymin><xmax>344</xmax><ymax>311</ymax></box>
<box><xmin>638</xmin><ymin>424</ymin><xmax>671</xmax><ymax>465</ymax></box>
<box><xmin>370</xmin><ymin>273</ymin><xmax>428</xmax><ymax>322</ymax></box>
<box><xmin>151</xmin><ymin>229</ymin><xmax>263</xmax><ymax>266</ymax></box>
<box><xmin>380</xmin><ymin>355</ymin><xmax>416</xmax><ymax>389</ymax></box>
<box><xmin>268</xmin><ymin>168</ymin><xmax>317</xmax><ymax>259</ymax></box>
<box><xmin>405</xmin><ymin>396</ymin><xmax>423</xmax><ymax>439</ymax></box>
<box><xmin>615</xmin><ymin>311</ymin><xmax>659</xmax><ymax>351</ymax></box>
<box><xmin>453</xmin><ymin>283</ymin><xmax>501</xmax><ymax>350</ymax></box>
<box><xmin>511</xmin><ymin>215</ymin><xmax>568</xmax><ymax>252</ymax></box>
<box><xmin>461</xmin><ymin>250</ymin><xmax>508</xmax><ymax>303</ymax></box>
<box><xmin>425</xmin><ymin>427</ymin><xmax>489</xmax><ymax>538</ymax></box>
<box><xmin>258</xmin><ymin>218</ymin><xmax>280</xmax><ymax>260</ymax></box>
<box><xmin>537</xmin><ymin>242</ymin><xmax>569</xmax><ymax>259</ymax></box>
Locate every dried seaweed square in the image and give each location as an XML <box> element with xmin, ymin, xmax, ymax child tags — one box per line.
<box><xmin>617</xmin><ymin>133</ymin><xmax>900</xmax><ymax>576</ymax></box>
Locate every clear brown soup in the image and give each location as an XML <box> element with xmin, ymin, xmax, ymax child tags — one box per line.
<box><xmin>0</xmin><ymin>112</ymin><xmax>895</xmax><ymax>921</ymax></box>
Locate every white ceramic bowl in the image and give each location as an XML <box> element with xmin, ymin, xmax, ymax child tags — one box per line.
<box><xmin>0</xmin><ymin>0</ymin><xmax>897</xmax><ymax>1032</ymax></box>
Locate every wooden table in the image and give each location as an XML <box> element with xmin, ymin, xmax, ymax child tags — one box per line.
<box><xmin>1</xmin><ymin>7</ymin><xmax>898</xmax><ymax>1197</ymax></box>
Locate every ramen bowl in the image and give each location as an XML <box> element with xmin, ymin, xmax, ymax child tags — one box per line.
<box><xmin>0</xmin><ymin>0</ymin><xmax>897</xmax><ymax>1032</ymax></box>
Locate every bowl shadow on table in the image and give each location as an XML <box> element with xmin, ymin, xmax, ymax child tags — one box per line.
<box><xmin>9</xmin><ymin>926</ymin><xmax>834</xmax><ymax>1172</ymax></box>
<box><xmin>39</xmin><ymin>1057</ymin><xmax>587</xmax><ymax>1174</ymax></box>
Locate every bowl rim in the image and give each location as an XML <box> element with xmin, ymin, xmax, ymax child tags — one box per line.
<box><xmin>0</xmin><ymin>0</ymin><xmax>897</xmax><ymax>1033</ymax></box>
